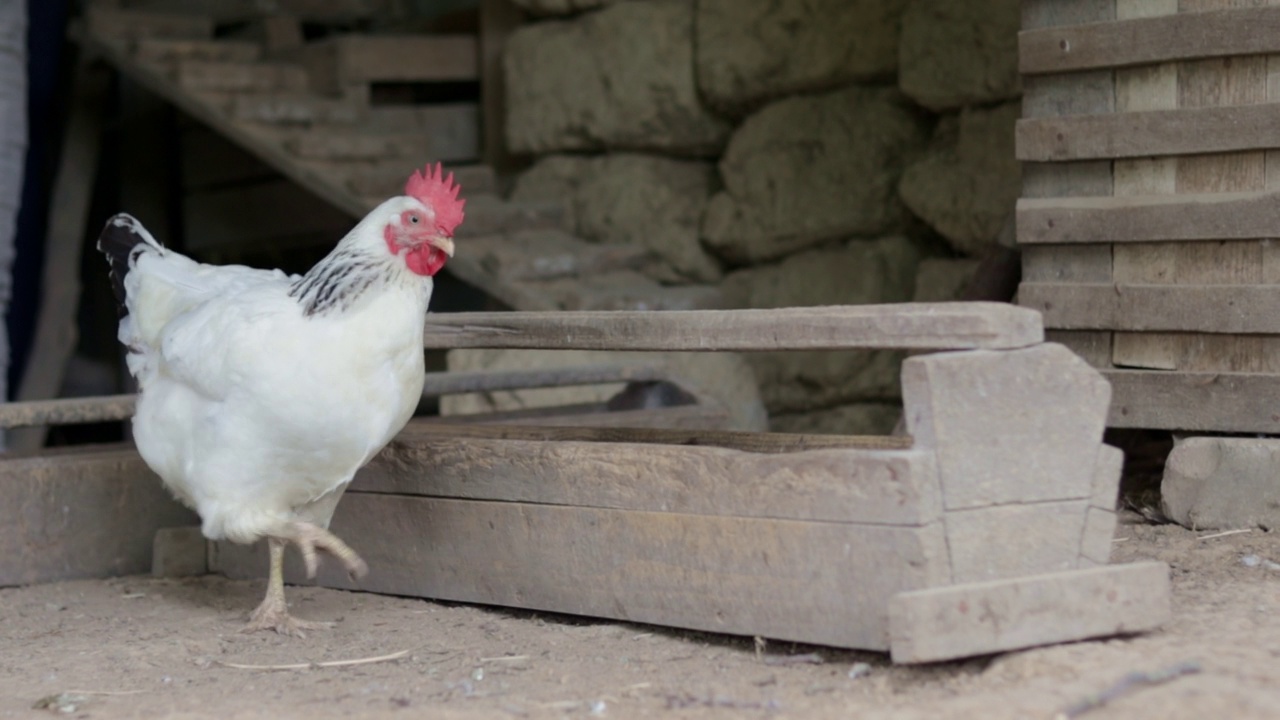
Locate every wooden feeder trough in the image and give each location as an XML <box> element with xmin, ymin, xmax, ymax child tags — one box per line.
<box><xmin>0</xmin><ymin>304</ymin><xmax>1170</xmax><ymax>663</ymax></box>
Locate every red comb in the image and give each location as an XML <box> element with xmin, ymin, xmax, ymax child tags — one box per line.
<box><xmin>404</xmin><ymin>162</ymin><xmax>465</xmax><ymax>236</ymax></box>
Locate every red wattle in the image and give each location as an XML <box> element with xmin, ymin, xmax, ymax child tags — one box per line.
<box><xmin>385</xmin><ymin>225</ymin><xmax>447</xmax><ymax>276</ymax></box>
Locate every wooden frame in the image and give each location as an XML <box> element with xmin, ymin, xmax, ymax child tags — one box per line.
<box><xmin>2</xmin><ymin>304</ymin><xmax>1170</xmax><ymax>663</ymax></box>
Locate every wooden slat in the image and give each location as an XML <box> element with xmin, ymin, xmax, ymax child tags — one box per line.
<box><xmin>303</xmin><ymin>34</ymin><xmax>478</xmax><ymax>94</ymax></box>
<box><xmin>1020</xmin><ymin>6</ymin><xmax>1280</xmax><ymax>76</ymax></box>
<box><xmin>1018</xmin><ymin>190</ymin><xmax>1280</xmax><ymax>244</ymax></box>
<box><xmin>0</xmin><ymin>447</ymin><xmax>197</xmax><ymax>585</ymax></box>
<box><xmin>1106</xmin><ymin>369</ymin><xmax>1280</xmax><ymax>432</ymax></box>
<box><xmin>211</xmin><ymin>494</ymin><xmax>951</xmax><ymax>651</ymax></box>
<box><xmin>1017</xmin><ymin>102</ymin><xmax>1280</xmax><ymax>162</ymax></box>
<box><xmin>1021</xmin><ymin>283</ymin><xmax>1280</xmax><ymax>333</ymax></box>
<box><xmin>421</xmin><ymin>304</ymin><xmax>1045</xmax><ymax>352</ymax></box>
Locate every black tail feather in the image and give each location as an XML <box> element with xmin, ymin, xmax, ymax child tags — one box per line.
<box><xmin>97</xmin><ymin>213</ymin><xmax>159</xmax><ymax>318</ymax></box>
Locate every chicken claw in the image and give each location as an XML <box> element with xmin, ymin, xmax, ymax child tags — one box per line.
<box><xmin>241</xmin><ymin>537</ymin><xmax>337</xmax><ymax>638</ymax></box>
<box><xmin>289</xmin><ymin>521</ymin><xmax>368</xmax><ymax>580</ymax></box>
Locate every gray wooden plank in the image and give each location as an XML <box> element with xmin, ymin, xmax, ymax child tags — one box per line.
<box><xmin>1021</xmin><ymin>282</ymin><xmax>1280</xmax><ymax>333</ymax></box>
<box><xmin>1017</xmin><ymin>103</ymin><xmax>1280</xmax><ymax>162</ymax></box>
<box><xmin>1021</xmin><ymin>6</ymin><xmax>1280</xmax><ymax>75</ymax></box>
<box><xmin>1105</xmin><ymin>369</ymin><xmax>1280</xmax><ymax>432</ymax></box>
<box><xmin>210</xmin><ymin>494</ymin><xmax>952</xmax><ymax>651</ymax></box>
<box><xmin>0</xmin><ymin>447</ymin><xmax>197</xmax><ymax>586</ymax></box>
<box><xmin>371</xmin><ymin>428</ymin><xmax>937</xmax><ymax>525</ymax></box>
<box><xmin>421</xmin><ymin>304</ymin><xmax>1045</xmax><ymax>352</ymax></box>
<box><xmin>888</xmin><ymin>562</ymin><xmax>1171</xmax><ymax>664</ymax></box>
<box><xmin>1019</xmin><ymin>190</ymin><xmax>1280</xmax><ymax>244</ymax></box>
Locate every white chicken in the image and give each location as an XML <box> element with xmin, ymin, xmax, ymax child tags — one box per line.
<box><xmin>98</xmin><ymin>163</ymin><xmax>465</xmax><ymax>636</ymax></box>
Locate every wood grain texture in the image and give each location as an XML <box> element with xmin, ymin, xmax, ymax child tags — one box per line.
<box><xmin>211</xmin><ymin>494</ymin><xmax>952</xmax><ymax>650</ymax></box>
<box><xmin>421</xmin><ymin>304</ymin><xmax>1045</xmax><ymax>352</ymax></box>
<box><xmin>0</xmin><ymin>447</ymin><xmax>197</xmax><ymax>586</ymax></box>
<box><xmin>370</xmin><ymin>427</ymin><xmax>932</xmax><ymax>524</ymax></box>
<box><xmin>1105</xmin><ymin>369</ymin><xmax>1280</xmax><ymax>431</ymax></box>
<box><xmin>1017</xmin><ymin>190</ymin><xmax>1280</xmax><ymax>244</ymax></box>
<box><xmin>1016</xmin><ymin>102</ymin><xmax>1280</xmax><ymax>161</ymax></box>
<box><xmin>1020</xmin><ymin>5</ymin><xmax>1280</xmax><ymax>74</ymax></box>
<box><xmin>1021</xmin><ymin>283</ymin><xmax>1280</xmax><ymax>333</ymax></box>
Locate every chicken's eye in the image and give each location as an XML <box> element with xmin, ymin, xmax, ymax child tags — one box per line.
<box><xmin>408</xmin><ymin>214</ymin><xmax>420</xmax><ymax>225</ymax></box>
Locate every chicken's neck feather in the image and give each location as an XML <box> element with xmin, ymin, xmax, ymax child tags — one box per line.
<box><xmin>288</xmin><ymin>245</ymin><xmax>391</xmax><ymax>317</ymax></box>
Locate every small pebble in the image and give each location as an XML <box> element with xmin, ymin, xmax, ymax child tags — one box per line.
<box><xmin>1242</xmin><ymin>554</ymin><xmax>1262</xmax><ymax>567</ymax></box>
<box><xmin>848</xmin><ymin>662</ymin><xmax>872</xmax><ymax>679</ymax></box>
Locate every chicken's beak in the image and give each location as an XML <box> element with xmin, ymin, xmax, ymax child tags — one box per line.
<box><xmin>427</xmin><ymin>235</ymin><xmax>455</xmax><ymax>258</ymax></box>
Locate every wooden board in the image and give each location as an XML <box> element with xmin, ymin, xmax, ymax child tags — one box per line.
<box><xmin>1020</xmin><ymin>5</ymin><xmax>1280</xmax><ymax>74</ymax></box>
<box><xmin>303</xmin><ymin>34</ymin><xmax>478</xmax><ymax>95</ymax></box>
<box><xmin>0</xmin><ymin>447</ymin><xmax>196</xmax><ymax>586</ymax></box>
<box><xmin>421</xmin><ymin>304</ymin><xmax>1045</xmax><ymax>352</ymax></box>
<box><xmin>1021</xmin><ymin>283</ymin><xmax>1280</xmax><ymax>333</ymax></box>
<box><xmin>1018</xmin><ymin>190</ymin><xmax>1280</xmax><ymax>244</ymax></box>
<box><xmin>1017</xmin><ymin>102</ymin><xmax>1280</xmax><ymax>162</ymax></box>
<box><xmin>1106</xmin><ymin>369</ymin><xmax>1280</xmax><ymax>432</ymax></box>
<box><xmin>211</xmin><ymin>493</ymin><xmax>951</xmax><ymax>651</ymax></box>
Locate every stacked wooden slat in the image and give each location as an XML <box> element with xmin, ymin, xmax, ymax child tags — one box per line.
<box><xmin>1016</xmin><ymin>0</ymin><xmax>1280</xmax><ymax>433</ymax></box>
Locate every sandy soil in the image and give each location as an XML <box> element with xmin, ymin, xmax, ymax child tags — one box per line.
<box><xmin>4</xmin><ymin>515</ymin><xmax>1280</xmax><ymax>719</ymax></box>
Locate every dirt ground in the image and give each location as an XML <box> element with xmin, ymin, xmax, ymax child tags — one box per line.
<box><xmin>4</xmin><ymin>515</ymin><xmax>1280</xmax><ymax>720</ymax></box>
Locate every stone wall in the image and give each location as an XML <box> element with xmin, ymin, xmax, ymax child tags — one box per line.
<box><xmin>486</xmin><ymin>0</ymin><xmax>1021</xmax><ymax>434</ymax></box>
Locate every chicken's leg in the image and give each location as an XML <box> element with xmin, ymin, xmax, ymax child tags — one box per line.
<box><xmin>241</xmin><ymin>538</ymin><xmax>334</xmax><ymax>638</ymax></box>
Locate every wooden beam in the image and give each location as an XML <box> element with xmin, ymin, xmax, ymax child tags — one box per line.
<box><xmin>421</xmin><ymin>303</ymin><xmax>1045</xmax><ymax>352</ymax></box>
<box><xmin>479</xmin><ymin>0</ymin><xmax>524</xmax><ymax>171</ymax></box>
<box><xmin>1105</xmin><ymin>369</ymin><xmax>1280</xmax><ymax>432</ymax></box>
<box><xmin>211</xmin><ymin>494</ymin><xmax>951</xmax><ymax>651</ymax></box>
<box><xmin>1020</xmin><ymin>282</ymin><xmax>1280</xmax><ymax>333</ymax></box>
<box><xmin>11</xmin><ymin>63</ymin><xmax>112</xmax><ymax>453</ymax></box>
<box><xmin>302</xmin><ymin>35</ymin><xmax>479</xmax><ymax>95</ymax></box>
<box><xmin>1017</xmin><ymin>103</ymin><xmax>1280</xmax><ymax>162</ymax></box>
<box><xmin>0</xmin><ymin>446</ymin><xmax>197</xmax><ymax>586</ymax></box>
<box><xmin>1017</xmin><ymin>190</ymin><xmax>1280</xmax><ymax>244</ymax></box>
<box><xmin>1020</xmin><ymin>7</ymin><xmax>1280</xmax><ymax>75</ymax></box>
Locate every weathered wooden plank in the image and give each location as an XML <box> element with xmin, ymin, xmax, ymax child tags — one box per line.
<box><xmin>1017</xmin><ymin>102</ymin><xmax>1280</xmax><ymax>162</ymax></box>
<box><xmin>437</xmin><ymin>402</ymin><xmax>733</xmax><ymax>430</ymax></box>
<box><xmin>0</xmin><ymin>447</ymin><xmax>196</xmax><ymax>586</ymax></box>
<box><xmin>373</xmin><ymin>430</ymin><xmax>935</xmax><ymax>525</ymax></box>
<box><xmin>421</xmin><ymin>304</ymin><xmax>1045</xmax><ymax>352</ymax></box>
<box><xmin>1046</xmin><ymin>330</ymin><xmax>1113</xmax><ymax>368</ymax></box>
<box><xmin>11</xmin><ymin>63</ymin><xmax>112</xmax><ymax>453</ymax></box>
<box><xmin>211</xmin><ymin>494</ymin><xmax>952</xmax><ymax>650</ymax></box>
<box><xmin>1022</xmin><ymin>283</ymin><xmax>1280</xmax><ymax>333</ymax></box>
<box><xmin>283</xmin><ymin>106</ymin><xmax>479</xmax><ymax>162</ymax></box>
<box><xmin>134</xmin><ymin>39</ymin><xmax>261</xmax><ymax>64</ymax></box>
<box><xmin>177</xmin><ymin>60</ymin><xmax>309</xmax><ymax>93</ymax></box>
<box><xmin>303</xmin><ymin>34</ymin><xmax>478</xmax><ymax>95</ymax></box>
<box><xmin>1020</xmin><ymin>6</ymin><xmax>1280</xmax><ymax>75</ymax></box>
<box><xmin>1106</xmin><ymin>369</ymin><xmax>1280</xmax><ymax>431</ymax></box>
<box><xmin>888</xmin><ymin>562</ymin><xmax>1171</xmax><ymax>664</ymax></box>
<box><xmin>1018</xmin><ymin>190</ymin><xmax>1280</xmax><ymax>244</ymax></box>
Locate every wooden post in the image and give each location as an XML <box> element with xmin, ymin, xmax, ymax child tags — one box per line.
<box><xmin>479</xmin><ymin>0</ymin><xmax>524</xmax><ymax>172</ymax></box>
<box><xmin>10</xmin><ymin>62</ymin><xmax>112</xmax><ymax>453</ymax></box>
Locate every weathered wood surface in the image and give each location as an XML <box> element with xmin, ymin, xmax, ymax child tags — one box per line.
<box><xmin>373</xmin><ymin>426</ymin><xmax>933</xmax><ymax>524</ymax></box>
<box><xmin>135</xmin><ymin>38</ymin><xmax>261</xmax><ymax>64</ymax></box>
<box><xmin>888</xmin><ymin>562</ymin><xmax>1172</xmax><ymax>664</ymax></box>
<box><xmin>1018</xmin><ymin>191</ymin><xmax>1280</xmax><ymax>244</ymax></box>
<box><xmin>177</xmin><ymin>60</ymin><xmax>309</xmax><ymax>93</ymax></box>
<box><xmin>1021</xmin><ymin>283</ymin><xmax>1280</xmax><ymax>333</ymax></box>
<box><xmin>432</xmin><ymin>402</ymin><xmax>733</xmax><ymax>431</ymax></box>
<box><xmin>1105</xmin><ymin>369</ymin><xmax>1280</xmax><ymax>432</ymax></box>
<box><xmin>211</xmin><ymin>494</ymin><xmax>952</xmax><ymax>651</ymax></box>
<box><xmin>1017</xmin><ymin>103</ymin><xmax>1280</xmax><ymax>162</ymax></box>
<box><xmin>1020</xmin><ymin>6</ymin><xmax>1280</xmax><ymax>75</ymax></box>
<box><xmin>421</xmin><ymin>304</ymin><xmax>1045</xmax><ymax>352</ymax></box>
<box><xmin>0</xmin><ymin>447</ymin><xmax>196</xmax><ymax>586</ymax></box>
<box><xmin>11</xmin><ymin>63</ymin><xmax>112</xmax><ymax>453</ymax></box>
<box><xmin>303</xmin><ymin>34</ymin><xmax>478</xmax><ymax>95</ymax></box>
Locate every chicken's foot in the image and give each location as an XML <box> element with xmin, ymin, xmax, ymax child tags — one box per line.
<box><xmin>287</xmin><ymin>521</ymin><xmax>368</xmax><ymax>580</ymax></box>
<box><xmin>241</xmin><ymin>538</ymin><xmax>334</xmax><ymax>638</ymax></box>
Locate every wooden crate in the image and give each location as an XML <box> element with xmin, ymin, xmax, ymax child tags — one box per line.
<box><xmin>1016</xmin><ymin>0</ymin><xmax>1280</xmax><ymax>433</ymax></box>
<box><xmin>0</xmin><ymin>304</ymin><xmax>1171</xmax><ymax>663</ymax></box>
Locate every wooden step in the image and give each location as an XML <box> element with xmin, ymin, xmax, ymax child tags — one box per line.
<box><xmin>85</xmin><ymin>7</ymin><xmax>213</xmax><ymax>43</ymax></box>
<box><xmin>301</xmin><ymin>34</ymin><xmax>479</xmax><ymax>95</ymax></box>
<box><xmin>230</xmin><ymin>93</ymin><xmax>365</xmax><ymax>125</ymax></box>
<box><xmin>134</xmin><ymin>38</ymin><xmax>261</xmax><ymax>65</ymax></box>
<box><xmin>177</xmin><ymin>60</ymin><xmax>310</xmax><ymax>93</ymax></box>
